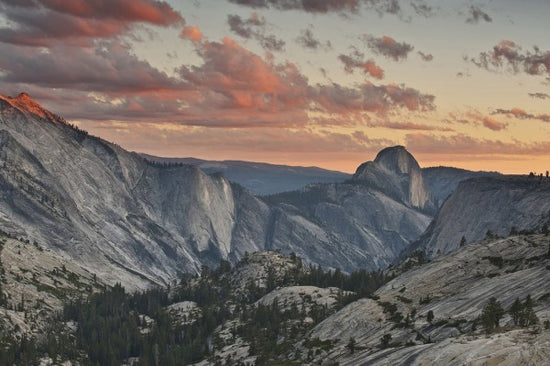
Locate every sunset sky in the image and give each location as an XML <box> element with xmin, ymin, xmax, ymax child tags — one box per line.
<box><xmin>0</xmin><ymin>0</ymin><xmax>549</xmax><ymax>173</ymax></box>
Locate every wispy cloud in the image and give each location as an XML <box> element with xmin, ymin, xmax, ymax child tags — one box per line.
<box><xmin>361</xmin><ymin>34</ymin><xmax>414</xmax><ymax>61</ymax></box>
<box><xmin>227</xmin><ymin>12</ymin><xmax>285</xmax><ymax>52</ymax></box>
<box><xmin>418</xmin><ymin>51</ymin><xmax>433</xmax><ymax>62</ymax></box>
<box><xmin>406</xmin><ymin>133</ymin><xmax>550</xmax><ymax>156</ymax></box>
<box><xmin>493</xmin><ymin>108</ymin><xmax>550</xmax><ymax>123</ymax></box>
<box><xmin>338</xmin><ymin>50</ymin><xmax>384</xmax><ymax>79</ymax></box>
<box><xmin>296</xmin><ymin>28</ymin><xmax>331</xmax><ymax>51</ymax></box>
<box><xmin>465</xmin><ymin>5</ymin><xmax>492</xmax><ymax>24</ymax></box>
<box><xmin>528</xmin><ymin>92</ymin><xmax>550</xmax><ymax>100</ymax></box>
<box><xmin>470</xmin><ymin>40</ymin><xmax>550</xmax><ymax>76</ymax></box>
<box><xmin>227</xmin><ymin>0</ymin><xmax>360</xmax><ymax>14</ymax></box>
<box><xmin>445</xmin><ymin>110</ymin><xmax>508</xmax><ymax>131</ymax></box>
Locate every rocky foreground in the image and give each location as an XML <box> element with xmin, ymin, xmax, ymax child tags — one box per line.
<box><xmin>309</xmin><ymin>234</ymin><xmax>550</xmax><ymax>365</ymax></box>
<box><xmin>1</xmin><ymin>231</ymin><xmax>549</xmax><ymax>365</ymax></box>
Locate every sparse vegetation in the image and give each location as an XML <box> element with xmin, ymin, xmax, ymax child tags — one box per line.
<box><xmin>481</xmin><ymin>297</ymin><xmax>505</xmax><ymax>333</ymax></box>
<box><xmin>380</xmin><ymin>334</ymin><xmax>392</xmax><ymax>349</ymax></box>
<box><xmin>0</xmin><ymin>252</ymin><xmax>392</xmax><ymax>365</ymax></box>
<box><xmin>426</xmin><ymin>310</ymin><xmax>434</xmax><ymax>324</ymax></box>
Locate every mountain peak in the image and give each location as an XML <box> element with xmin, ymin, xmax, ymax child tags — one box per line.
<box><xmin>16</xmin><ymin>92</ymin><xmax>31</xmax><ymax>100</ymax></box>
<box><xmin>373</xmin><ymin>145</ymin><xmax>420</xmax><ymax>175</ymax></box>
<box><xmin>352</xmin><ymin>146</ymin><xmax>434</xmax><ymax>211</ymax></box>
<box><xmin>0</xmin><ymin>92</ymin><xmax>58</xmax><ymax>123</ymax></box>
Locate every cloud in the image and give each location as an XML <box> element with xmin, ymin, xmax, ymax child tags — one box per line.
<box><xmin>470</xmin><ymin>40</ymin><xmax>550</xmax><ymax>76</ymax></box>
<box><xmin>338</xmin><ymin>51</ymin><xmax>384</xmax><ymax>79</ymax></box>
<box><xmin>0</xmin><ymin>0</ymin><xmax>184</xmax><ymax>46</ymax></box>
<box><xmin>406</xmin><ymin>133</ymin><xmax>550</xmax><ymax>156</ymax></box>
<box><xmin>0</xmin><ymin>27</ymin><xmax>434</xmax><ymax>129</ymax></box>
<box><xmin>361</xmin><ymin>34</ymin><xmax>414</xmax><ymax>61</ymax></box>
<box><xmin>296</xmin><ymin>28</ymin><xmax>331</xmax><ymax>51</ymax></box>
<box><xmin>418</xmin><ymin>51</ymin><xmax>433</xmax><ymax>62</ymax></box>
<box><xmin>493</xmin><ymin>108</ymin><xmax>550</xmax><ymax>123</ymax></box>
<box><xmin>465</xmin><ymin>5</ymin><xmax>492</xmax><ymax>24</ymax></box>
<box><xmin>410</xmin><ymin>0</ymin><xmax>435</xmax><ymax>17</ymax></box>
<box><xmin>227</xmin><ymin>0</ymin><xmax>435</xmax><ymax>18</ymax></box>
<box><xmin>178</xmin><ymin>37</ymin><xmax>308</xmax><ymax>114</ymax></box>
<box><xmin>309</xmin><ymin>82</ymin><xmax>435</xmax><ymax>115</ymax></box>
<box><xmin>528</xmin><ymin>92</ymin><xmax>550</xmax><ymax>100</ymax></box>
<box><xmin>481</xmin><ymin>116</ymin><xmax>507</xmax><ymax>131</ymax></box>
<box><xmin>367</xmin><ymin>120</ymin><xmax>453</xmax><ymax>131</ymax></box>
<box><xmin>226</xmin><ymin>0</ymin><xmax>361</xmax><ymax>14</ymax></box>
<box><xmin>446</xmin><ymin>110</ymin><xmax>508</xmax><ymax>131</ymax></box>
<box><xmin>180</xmin><ymin>26</ymin><xmax>203</xmax><ymax>42</ymax></box>
<box><xmin>227</xmin><ymin>13</ymin><xmax>285</xmax><ymax>51</ymax></box>
<box><xmin>179</xmin><ymin>37</ymin><xmax>434</xmax><ymax>118</ymax></box>
<box><xmin>5</xmin><ymin>0</ymin><xmax>183</xmax><ymax>25</ymax></box>
<box><xmin>0</xmin><ymin>41</ymin><xmax>187</xmax><ymax>93</ymax></box>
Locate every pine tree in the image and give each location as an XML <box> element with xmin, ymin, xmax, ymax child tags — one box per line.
<box><xmin>519</xmin><ymin>295</ymin><xmax>539</xmax><ymax>327</ymax></box>
<box><xmin>427</xmin><ymin>310</ymin><xmax>434</xmax><ymax>324</ymax></box>
<box><xmin>380</xmin><ymin>334</ymin><xmax>392</xmax><ymax>349</ymax></box>
<box><xmin>509</xmin><ymin>298</ymin><xmax>522</xmax><ymax>326</ymax></box>
<box><xmin>481</xmin><ymin>297</ymin><xmax>505</xmax><ymax>333</ymax></box>
<box><xmin>346</xmin><ymin>337</ymin><xmax>356</xmax><ymax>354</ymax></box>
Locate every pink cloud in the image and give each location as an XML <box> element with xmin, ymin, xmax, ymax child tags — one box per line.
<box><xmin>493</xmin><ymin>108</ymin><xmax>550</xmax><ymax>123</ymax></box>
<box><xmin>446</xmin><ymin>110</ymin><xmax>508</xmax><ymax>131</ymax></box>
<box><xmin>471</xmin><ymin>40</ymin><xmax>550</xmax><ymax>76</ymax></box>
<box><xmin>339</xmin><ymin>53</ymin><xmax>385</xmax><ymax>79</ymax></box>
<box><xmin>180</xmin><ymin>26</ymin><xmax>203</xmax><ymax>42</ymax></box>
<box><xmin>481</xmin><ymin>116</ymin><xmax>507</xmax><ymax>131</ymax></box>
<box><xmin>0</xmin><ymin>0</ymin><xmax>184</xmax><ymax>46</ymax></box>
<box><xmin>362</xmin><ymin>34</ymin><xmax>414</xmax><ymax>61</ymax></box>
<box><xmin>406</xmin><ymin>133</ymin><xmax>550</xmax><ymax>155</ymax></box>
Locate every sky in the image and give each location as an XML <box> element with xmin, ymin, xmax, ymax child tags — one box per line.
<box><xmin>0</xmin><ymin>0</ymin><xmax>549</xmax><ymax>174</ymax></box>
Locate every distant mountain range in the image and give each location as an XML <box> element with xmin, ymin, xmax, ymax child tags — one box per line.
<box><xmin>140</xmin><ymin>154</ymin><xmax>352</xmax><ymax>196</ymax></box>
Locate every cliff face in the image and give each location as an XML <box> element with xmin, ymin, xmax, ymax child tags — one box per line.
<box><xmin>0</xmin><ymin>93</ymin><xmax>435</xmax><ymax>288</ymax></box>
<box><xmin>353</xmin><ymin>146</ymin><xmax>436</xmax><ymax>213</ymax></box>
<box><xmin>410</xmin><ymin>176</ymin><xmax>550</xmax><ymax>258</ymax></box>
<box><xmin>421</xmin><ymin>166</ymin><xmax>499</xmax><ymax>207</ymax></box>
<box><xmin>0</xmin><ymin>93</ymin><xmax>269</xmax><ymax>288</ymax></box>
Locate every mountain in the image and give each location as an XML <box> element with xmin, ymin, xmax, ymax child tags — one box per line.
<box><xmin>353</xmin><ymin>146</ymin><xmax>436</xmax><ymax>213</ymax></box>
<box><xmin>409</xmin><ymin>175</ymin><xmax>550</xmax><ymax>258</ymax></box>
<box><xmin>1</xmin><ymin>92</ymin><xmax>265</xmax><ymax>288</ymax></box>
<box><xmin>264</xmin><ymin>178</ymin><xmax>432</xmax><ymax>272</ymax></box>
<box><xmin>140</xmin><ymin>154</ymin><xmax>351</xmax><ymax>196</ymax></box>
<box><xmin>0</xmin><ymin>93</ymin><xmax>435</xmax><ymax>289</ymax></box>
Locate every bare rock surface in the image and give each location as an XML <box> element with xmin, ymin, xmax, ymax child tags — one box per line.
<box><xmin>411</xmin><ymin>175</ymin><xmax>550</xmax><ymax>258</ymax></box>
<box><xmin>310</xmin><ymin>234</ymin><xmax>550</xmax><ymax>365</ymax></box>
<box><xmin>0</xmin><ymin>234</ymin><xmax>103</xmax><ymax>338</ymax></box>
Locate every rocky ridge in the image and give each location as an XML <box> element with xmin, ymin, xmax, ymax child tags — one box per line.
<box><xmin>410</xmin><ymin>175</ymin><xmax>550</xmax><ymax>258</ymax></box>
<box><xmin>0</xmin><ymin>92</ymin><xmax>437</xmax><ymax>289</ymax></box>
